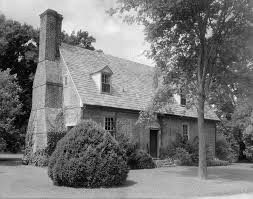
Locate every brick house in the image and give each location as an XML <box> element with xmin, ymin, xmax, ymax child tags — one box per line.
<box><xmin>27</xmin><ymin>9</ymin><xmax>219</xmax><ymax>158</ymax></box>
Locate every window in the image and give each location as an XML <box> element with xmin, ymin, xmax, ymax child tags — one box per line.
<box><xmin>180</xmin><ymin>94</ymin><xmax>186</xmax><ymax>106</ymax></box>
<box><xmin>101</xmin><ymin>73</ymin><xmax>111</xmax><ymax>93</ymax></box>
<box><xmin>105</xmin><ymin>117</ymin><xmax>115</xmax><ymax>136</ymax></box>
<box><xmin>182</xmin><ymin>124</ymin><xmax>189</xmax><ymax>141</ymax></box>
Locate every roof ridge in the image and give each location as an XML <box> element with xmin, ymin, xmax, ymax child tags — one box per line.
<box><xmin>60</xmin><ymin>42</ymin><xmax>154</xmax><ymax>69</ymax></box>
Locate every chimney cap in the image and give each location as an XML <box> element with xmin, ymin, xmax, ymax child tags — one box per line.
<box><xmin>40</xmin><ymin>9</ymin><xmax>63</xmax><ymax>19</ymax></box>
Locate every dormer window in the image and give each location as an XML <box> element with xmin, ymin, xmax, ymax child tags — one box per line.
<box><xmin>91</xmin><ymin>65</ymin><xmax>113</xmax><ymax>94</ymax></box>
<box><xmin>180</xmin><ymin>94</ymin><xmax>186</xmax><ymax>106</ymax></box>
<box><xmin>101</xmin><ymin>73</ymin><xmax>111</xmax><ymax>93</ymax></box>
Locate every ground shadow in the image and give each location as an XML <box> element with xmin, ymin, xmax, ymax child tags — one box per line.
<box><xmin>0</xmin><ymin>156</ymin><xmax>23</xmax><ymax>166</ymax></box>
<box><xmin>163</xmin><ymin>165</ymin><xmax>253</xmax><ymax>182</ymax></box>
<box><xmin>117</xmin><ymin>180</ymin><xmax>137</xmax><ymax>188</ymax></box>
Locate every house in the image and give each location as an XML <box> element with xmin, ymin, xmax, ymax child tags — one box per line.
<box><xmin>27</xmin><ymin>9</ymin><xmax>219</xmax><ymax>158</ymax></box>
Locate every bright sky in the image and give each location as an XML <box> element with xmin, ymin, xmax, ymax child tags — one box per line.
<box><xmin>0</xmin><ymin>0</ymin><xmax>154</xmax><ymax>66</ymax></box>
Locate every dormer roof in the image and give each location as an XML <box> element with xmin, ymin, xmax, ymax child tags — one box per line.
<box><xmin>91</xmin><ymin>65</ymin><xmax>113</xmax><ymax>75</ymax></box>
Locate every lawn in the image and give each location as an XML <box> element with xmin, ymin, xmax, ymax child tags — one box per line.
<box><xmin>1</xmin><ymin>154</ymin><xmax>253</xmax><ymax>199</ymax></box>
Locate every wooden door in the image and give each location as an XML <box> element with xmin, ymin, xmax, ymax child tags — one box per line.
<box><xmin>150</xmin><ymin>130</ymin><xmax>158</xmax><ymax>158</ymax></box>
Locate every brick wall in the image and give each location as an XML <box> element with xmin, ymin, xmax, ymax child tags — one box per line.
<box><xmin>83</xmin><ymin>106</ymin><xmax>217</xmax><ymax>156</ymax></box>
<box><xmin>83</xmin><ymin>106</ymin><xmax>149</xmax><ymax>151</ymax></box>
<box><xmin>27</xmin><ymin>9</ymin><xmax>63</xmax><ymax>152</ymax></box>
<box><xmin>160</xmin><ymin>116</ymin><xmax>216</xmax><ymax>155</ymax></box>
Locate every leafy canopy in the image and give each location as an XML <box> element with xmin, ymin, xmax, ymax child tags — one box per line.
<box><xmin>0</xmin><ymin>69</ymin><xmax>22</xmax><ymax>133</ymax></box>
<box><xmin>111</xmin><ymin>0</ymin><xmax>253</xmax><ymax>179</ymax></box>
<box><xmin>111</xmin><ymin>0</ymin><xmax>253</xmax><ymax>106</ymax></box>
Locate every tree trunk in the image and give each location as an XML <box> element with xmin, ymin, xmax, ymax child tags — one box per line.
<box><xmin>198</xmin><ymin>88</ymin><xmax>207</xmax><ymax>179</ymax></box>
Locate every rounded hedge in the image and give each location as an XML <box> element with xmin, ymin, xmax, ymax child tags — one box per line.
<box><xmin>128</xmin><ymin>149</ymin><xmax>156</xmax><ymax>169</ymax></box>
<box><xmin>48</xmin><ymin>120</ymin><xmax>129</xmax><ymax>188</ymax></box>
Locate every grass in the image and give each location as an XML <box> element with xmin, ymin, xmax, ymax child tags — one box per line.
<box><xmin>1</xmin><ymin>153</ymin><xmax>253</xmax><ymax>199</ymax></box>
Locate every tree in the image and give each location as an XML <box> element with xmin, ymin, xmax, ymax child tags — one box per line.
<box><xmin>0</xmin><ymin>13</ymin><xmax>97</xmax><ymax>151</ymax></box>
<box><xmin>111</xmin><ymin>0</ymin><xmax>253</xmax><ymax>179</ymax></box>
<box><xmin>62</xmin><ymin>30</ymin><xmax>96</xmax><ymax>50</ymax></box>
<box><xmin>0</xmin><ymin>69</ymin><xmax>23</xmax><ymax>152</ymax></box>
<box><xmin>0</xmin><ymin>14</ymin><xmax>39</xmax><ymax>146</ymax></box>
<box><xmin>231</xmin><ymin>98</ymin><xmax>253</xmax><ymax>160</ymax></box>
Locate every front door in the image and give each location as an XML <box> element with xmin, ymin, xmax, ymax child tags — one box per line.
<box><xmin>150</xmin><ymin>130</ymin><xmax>158</xmax><ymax>158</ymax></box>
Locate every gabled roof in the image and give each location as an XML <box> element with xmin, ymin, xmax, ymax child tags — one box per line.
<box><xmin>60</xmin><ymin>43</ymin><xmax>219</xmax><ymax>121</ymax></box>
<box><xmin>90</xmin><ymin>65</ymin><xmax>113</xmax><ymax>75</ymax></box>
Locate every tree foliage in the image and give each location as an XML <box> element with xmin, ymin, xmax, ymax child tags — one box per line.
<box><xmin>0</xmin><ymin>14</ymin><xmax>39</xmax><ymax>138</ymax></box>
<box><xmin>0</xmin><ymin>69</ymin><xmax>23</xmax><ymax>151</ymax></box>
<box><xmin>112</xmin><ymin>0</ymin><xmax>253</xmax><ymax>179</ymax></box>
<box><xmin>62</xmin><ymin>30</ymin><xmax>96</xmax><ymax>50</ymax></box>
<box><xmin>0</xmin><ymin>13</ymin><xmax>96</xmax><ymax>151</ymax></box>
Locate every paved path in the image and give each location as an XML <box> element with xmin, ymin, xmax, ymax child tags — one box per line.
<box><xmin>1</xmin><ymin>154</ymin><xmax>253</xmax><ymax>199</ymax></box>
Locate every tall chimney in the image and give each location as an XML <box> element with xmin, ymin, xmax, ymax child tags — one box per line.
<box><xmin>39</xmin><ymin>9</ymin><xmax>62</xmax><ymax>61</ymax></box>
<box><xmin>26</xmin><ymin>9</ymin><xmax>63</xmax><ymax>153</ymax></box>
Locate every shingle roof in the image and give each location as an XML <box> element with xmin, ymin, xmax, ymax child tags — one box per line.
<box><xmin>60</xmin><ymin>43</ymin><xmax>219</xmax><ymax>121</ymax></box>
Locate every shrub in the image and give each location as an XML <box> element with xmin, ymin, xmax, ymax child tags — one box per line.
<box><xmin>115</xmin><ymin>130</ymin><xmax>139</xmax><ymax>160</ymax></box>
<box><xmin>216</xmin><ymin>135</ymin><xmax>238</xmax><ymax>163</ymax></box>
<box><xmin>48</xmin><ymin>120</ymin><xmax>129</xmax><ymax>188</ymax></box>
<box><xmin>128</xmin><ymin>149</ymin><xmax>156</xmax><ymax>169</ymax></box>
<box><xmin>0</xmin><ymin>137</ymin><xmax>7</xmax><ymax>152</ymax></box>
<box><xmin>243</xmin><ymin>124</ymin><xmax>253</xmax><ymax>162</ymax></box>
<box><xmin>115</xmin><ymin>129</ymin><xmax>155</xmax><ymax>170</ymax></box>
<box><xmin>185</xmin><ymin>137</ymin><xmax>199</xmax><ymax>164</ymax></box>
<box><xmin>46</xmin><ymin>131</ymin><xmax>66</xmax><ymax>156</ymax></box>
<box><xmin>28</xmin><ymin>149</ymin><xmax>49</xmax><ymax>167</ymax></box>
<box><xmin>173</xmin><ymin>147</ymin><xmax>193</xmax><ymax>166</ymax></box>
<box><xmin>244</xmin><ymin>147</ymin><xmax>253</xmax><ymax>161</ymax></box>
<box><xmin>207</xmin><ymin>158</ymin><xmax>230</xmax><ymax>166</ymax></box>
<box><xmin>161</xmin><ymin>134</ymin><xmax>216</xmax><ymax>166</ymax></box>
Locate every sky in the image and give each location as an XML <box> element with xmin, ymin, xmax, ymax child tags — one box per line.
<box><xmin>0</xmin><ymin>0</ymin><xmax>154</xmax><ymax>66</ymax></box>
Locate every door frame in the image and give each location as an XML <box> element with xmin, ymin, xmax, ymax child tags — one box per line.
<box><xmin>149</xmin><ymin>128</ymin><xmax>161</xmax><ymax>158</ymax></box>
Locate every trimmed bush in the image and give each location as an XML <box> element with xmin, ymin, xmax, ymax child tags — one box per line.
<box><xmin>128</xmin><ymin>149</ymin><xmax>156</xmax><ymax>169</ymax></box>
<box><xmin>48</xmin><ymin>120</ymin><xmax>129</xmax><ymax>188</ymax></box>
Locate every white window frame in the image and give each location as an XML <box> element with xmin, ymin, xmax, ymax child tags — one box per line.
<box><xmin>104</xmin><ymin>117</ymin><xmax>115</xmax><ymax>136</ymax></box>
<box><xmin>101</xmin><ymin>73</ymin><xmax>111</xmax><ymax>94</ymax></box>
<box><xmin>180</xmin><ymin>94</ymin><xmax>186</xmax><ymax>106</ymax></box>
<box><xmin>182</xmin><ymin>123</ymin><xmax>189</xmax><ymax>140</ymax></box>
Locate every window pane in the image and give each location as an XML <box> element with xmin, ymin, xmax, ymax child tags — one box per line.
<box><xmin>102</xmin><ymin>74</ymin><xmax>109</xmax><ymax>84</ymax></box>
<box><xmin>102</xmin><ymin>83</ymin><xmax>110</xmax><ymax>93</ymax></box>
<box><xmin>180</xmin><ymin>95</ymin><xmax>186</xmax><ymax>106</ymax></box>
<box><xmin>104</xmin><ymin>117</ymin><xmax>114</xmax><ymax>133</ymax></box>
<box><xmin>182</xmin><ymin>124</ymin><xmax>188</xmax><ymax>140</ymax></box>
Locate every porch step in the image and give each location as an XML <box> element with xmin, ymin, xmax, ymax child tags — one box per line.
<box><xmin>154</xmin><ymin>158</ymin><xmax>176</xmax><ymax>168</ymax></box>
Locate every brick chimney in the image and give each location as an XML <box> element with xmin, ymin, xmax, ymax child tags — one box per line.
<box><xmin>26</xmin><ymin>9</ymin><xmax>63</xmax><ymax>152</ymax></box>
<box><xmin>39</xmin><ymin>9</ymin><xmax>62</xmax><ymax>61</ymax></box>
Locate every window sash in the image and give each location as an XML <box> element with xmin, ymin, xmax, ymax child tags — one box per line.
<box><xmin>105</xmin><ymin>117</ymin><xmax>114</xmax><ymax>131</ymax></box>
<box><xmin>101</xmin><ymin>73</ymin><xmax>111</xmax><ymax>93</ymax></box>
<box><xmin>102</xmin><ymin>83</ymin><xmax>110</xmax><ymax>93</ymax></box>
<box><xmin>182</xmin><ymin>124</ymin><xmax>189</xmax><ymax>140</ymax></box>
<box><xmin>102</xmin><ymin>74</ymin><xmax>110</xmax><ymax>84</ymax></box>
<box><xmin>105</xmin><ymin>117</ymin><xmax>115</xmax><ymax>136</ymax></box>
<box><xmin>180</xmin><ymin>95</ymin><xmax>186</xmax><ymax>106</ymax></box>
